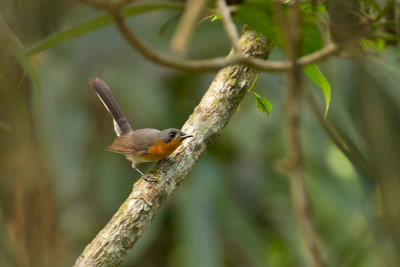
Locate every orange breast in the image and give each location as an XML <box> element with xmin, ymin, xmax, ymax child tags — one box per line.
<box><xmin>141</xmin><ymin>139</ymin><xmax>182</xmax><ymax>161</ymax></box>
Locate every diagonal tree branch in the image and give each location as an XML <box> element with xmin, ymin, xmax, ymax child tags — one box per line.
<box><xmin>73</xmin><ymin>27</ymin><xmax>271</xmax><ymax>267</ymax></box>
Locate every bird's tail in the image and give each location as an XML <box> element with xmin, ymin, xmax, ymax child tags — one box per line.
<box><xmin>89</xmin><ymin>78</ymin><xmax>132</xmax><ymax>136</ymax></box>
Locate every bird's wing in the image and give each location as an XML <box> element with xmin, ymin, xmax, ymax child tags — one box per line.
<box><xmin>106</xmin><ymin>132</ymin><xmax>146</xmax><ymax>155</ymax></box>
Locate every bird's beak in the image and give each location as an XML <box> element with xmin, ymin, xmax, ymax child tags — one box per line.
<box><xmin>181</xmin><ymin>133</ymin><xmax>193</xmax><ymax>139</ymax></box>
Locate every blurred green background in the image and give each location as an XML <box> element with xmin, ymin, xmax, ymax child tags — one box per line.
<box><xmin>1</xmin><ymin>1</ymin><xmax>400</xmax><ymax>266</ymax></box>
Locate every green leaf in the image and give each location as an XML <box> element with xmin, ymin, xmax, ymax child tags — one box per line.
<box><xmin>303</xmin><ymin>64</ymin><xmax>331</xmax><ymax>117</ymax></box>
<box><xmin>299</xmin><ymin>1</ymin><xmax>327</xmax><ymax>14</ymax></box>
<box><xmin>26</xmin><ymin>3</ymin><xmax>184</xmax><ymax>56</ymax></box>
<box><xmin>252</xmin><ymin>92</ymin><xmax>273</xmax><ymax>116</ymax></box>
<box><xmin>211</xmin><ymin>15</ymin><xmax>221</xmax><ymax>22</ymax></box>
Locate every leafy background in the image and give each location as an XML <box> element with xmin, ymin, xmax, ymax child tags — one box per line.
<box><xmin>1</xmin><ymin>0</ymin><xmax>400</xmax><ymax>266</ymax></box>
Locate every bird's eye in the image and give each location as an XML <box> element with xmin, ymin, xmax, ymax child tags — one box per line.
<box><xmin>169</xmin><ymin>132</ymin><xmax>176</xmax><ymax>138</ymax></box>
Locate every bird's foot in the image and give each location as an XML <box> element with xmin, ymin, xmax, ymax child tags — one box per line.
<box><xmin>163</xmin><ymin>157</ymin><xmax>174</xmax><ymax>163</ymax></box>
<box><xmin>142</xmin><ymin>174</ymin><xmax>158</xmax><ymax>183</ymax></box>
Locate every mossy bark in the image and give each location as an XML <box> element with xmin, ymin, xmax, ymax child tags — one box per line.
<box><xmin>74</xmin><ymin>27</ymin><xmax>271</xmax><ymax>267</ymax></box>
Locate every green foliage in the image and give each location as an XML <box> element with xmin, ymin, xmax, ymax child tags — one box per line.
<box><xmin>252</xmin><ymin>92</ymin><xmax>274</xmax><ymax>116</ymax></box>
<box><xmin>299</xmin><ymin>1</ymin><xmax>328</xmax><ymax>15</ymax></box>
<box><xmin>234</xmin><ymin>0</ymin><xmax>278</xmax><ymax>45</ymax></box>
<box><xmin>26</xmin><ymin>3</ymin><xmax>184</xmax><ymax>56</ymax></box>
<box><xmin>303</xmin><ymin>64</ymin><xmax>331</xmax><ymax>117</ymax></box>
<box><xmin>2</xmin><ymin>1</ymin><xmax>400</xmax><ymax>266</ymax></box>
<box><xmin>361</xmin><ymin>38</ymin><xmax>386</xmax><ymax>51</ymax></box>
<box><xmin>360</xmin><ymin>0</ymin><xmax>380</xmax><ymax>9</ymax></box>
<box><xmin>298</xmin><ymin>2</ymin><xmax>325</xmax><ymax>55</ymax></box>
<box><xmin>234</xmin><ymin>0</ymin><xmax>324</xmax><ymax>55</ymax></box>
<box><xmin>246</xmin><ymin>71</ymin><xmax>273</xmax><ymax>117</ymax></box>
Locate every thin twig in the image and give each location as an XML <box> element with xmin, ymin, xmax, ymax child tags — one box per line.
<box><xmin>306</xmin><ymin>92</ymin><xmax>375</xmax><ymax>179</ymax></box>
<box><xmin>276</xmin><ymin>1</ymin><xmax>325</xmax><ymax>267</ymax></box>
<box><xmin>74</xmin><ymin>0</ymin><xmax>340</xmax><ymax>72</ymax></box>
<box><xmin>217</xmin><ymin>0</ymin><xmax>240</xmax><ymax>53</ymax></box>
<box><xmin>110</xmin><ymin>10</ymin><xmax>339</xmax><ymax>72</ymax></box>
<box><xmin>243</xmin><ymin>43</ymin><xmax>340</xmax><ymax>71</ymax></box>
<box><xmin>110</xmin><ymin>11</ymin><xmax>240</xmax><ymax>71</ymax></box>
<box><xmin>170</xmin><ymin>0</ymin><xmax>209</xmax><ymax>56</ymax></box>
<box><xmin>75</xmin><ymin>0</ymin><xmax>340</xmax><ymax>72</ymax></box>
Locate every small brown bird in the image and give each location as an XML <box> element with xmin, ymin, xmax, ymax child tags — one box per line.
<box><xmin>90</xmin><ymin>78</ymin><xmax>193</xmax><ymax>182</ymax></box>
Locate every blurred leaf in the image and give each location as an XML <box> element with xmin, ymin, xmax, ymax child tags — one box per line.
<box><xmin>303</xmin><ymin>64</ymin><xmax>331</xmax><ymax>117</ymax></box>
<box><xmin>234</xmin><ymin>1</ymin><xmax>279</xmax><ymax>45</ymax></box>
<box><xmin>26</xmin><ymin>3</ymin><xmax>184</xmax><ymax>56</ymax></box>
<box><xmin>252</xmin><ymin>92</ymin><xmax>273</xmax><ymax>116</ymax></box>
<box><xmin>373</xmin><ymin>31</ymin><xmax>397</xmax><ymax>42</ymax></box>
<box><xmin>211</xmin><ymin>14</ymin><xmax>221</xmax><ymax>22</ymax></box>
<box><xmin>235</xmin><ymin>1</ymin><xmax>324</xmax><ymax>55</ymax></box>
<box><xmin>360</xmin><ymin>0</ymin><xmax>380</xmax><ymax>9</ymax></box>
<box><xmin>365</xmin><ymin>48</ymin><xmax>400</xmax><ymax>108</ymax></box>
<box><xmin>0</xmin><ymin>14</ymin><xmax>41</xmax><ymax>94</ymax></box>
<box><xmin>361</xmin><ymin>38</ymin><xmax>386</xmax><ymax>50</ymax></box>
<box><xmin>299</xmin><ymin>3</ymin><xmax>324</xmax><ymax>55</ymax></box>
<box><xmin>300</xmin><ymin>1</ymin><xmax>328</xmax><ymax>14</ymax></box>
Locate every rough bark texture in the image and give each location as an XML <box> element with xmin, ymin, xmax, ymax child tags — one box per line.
<box><xmin>74</xmin><ymin>27</ymin><xmax>271</xmax><ymax>267</ymax></box>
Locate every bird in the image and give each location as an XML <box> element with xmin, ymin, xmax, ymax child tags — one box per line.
<box><xmin>89</xmin><ymin>77</ymin><xmax>193</xmax><ymax>182</ymax></box>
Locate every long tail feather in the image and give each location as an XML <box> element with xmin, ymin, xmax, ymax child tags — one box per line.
<box><xmin>89</xmin><ymin>78</ymin><xmax>132</xmax><ymax>136</ymax></box>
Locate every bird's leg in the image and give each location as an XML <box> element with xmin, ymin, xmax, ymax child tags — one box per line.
<box><xmin>132</xmin><ymin>163</ymin><xmax>158</xmax><ymax>182</ymax></box>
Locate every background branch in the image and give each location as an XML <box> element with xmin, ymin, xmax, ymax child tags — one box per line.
<box><xmin>170</xmin><ymin>0</ymin><xmax>209</xmax><ymax>56</ymax></box>
<box><xmin>73</xmin><ymin>27</ymin><xmax>271</xmax><ymax>267</ymax></box>
<box><xmin>276</xmin><ymin>1</ymin><xmax>325</xmax><ymax>266</ymax></box>
<box><xmin>307</xmin><ymin>92</ymin><xmax>375</xmax><ymax>179</ymax></box>
<box><xmin>217</xmin><ymin>0</ymin><xmax>240</xmax><ymax>53</ymax></box>
<box><xmin>107</xmin><ymin>9</ymin><xmax>338</xmax><ymax>72</ymax></box>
